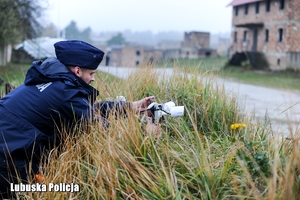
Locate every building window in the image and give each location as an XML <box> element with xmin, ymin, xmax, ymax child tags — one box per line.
<box><xmin>255</xmin><ymin>2</ymin><xmax>260</xmax><ymax>14</ymax></box>
<box><xmin>244</xmin><ymin>4</ymin><xmax>248</xmax><ymax>15</ymax></box>
<box><xmin>278</xmin><ymin>28</ymin><xmax>283</xmax><ymax>42</ymax></box>
<box><xmin>235</xmin><ymin>6</ymin><xmax>239</xmax><ymax>16</ymax></box>
<box><xmin>243</xmin><ymin>30</ymin><xmax>247</xmax><ymax>42</ymax></box>
<box><xmin>234</xmin><ymin>31</ymin><xmax>237</xmax><ymax>43</ymax></box>
<box><xmin>136</xmin><ymin>50</ymin><xmax>140</xmax><ymax>56</ymax></box>
<box><xmin>266</xmin><ymin>0</ymin><xmax>271</xmax><ymax>12</ymax></box>
<box><xmin>265</xmin><ymin>29</ymin><xmax>269</xmax><ymax>42</ymax></box>
<box><xmin>280</xmin><ymin>0</ymin><xmax>285</xmax><ymax>10</ymax></box>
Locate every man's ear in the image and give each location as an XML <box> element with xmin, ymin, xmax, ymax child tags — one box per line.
<box><xmin>73</xmin><ymin>66</ymin><xmax>81</xmax><ymax>77</ymax></box>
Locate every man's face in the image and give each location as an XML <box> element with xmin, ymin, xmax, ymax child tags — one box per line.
<box><xmin>78</xmin><ymin>68</ymin><xmax>96</xmax><ymax>84</ymax></box>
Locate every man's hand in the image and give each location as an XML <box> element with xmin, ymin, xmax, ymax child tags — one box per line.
<box><xmin>144</xmin><ymin>117</ymin><xmax>161</xmax><ymax>139</ymax></box>
<box><xmin>132</xmin><ymin>96</ymin><xmax>155</xmax><ymax>113</ymax></box>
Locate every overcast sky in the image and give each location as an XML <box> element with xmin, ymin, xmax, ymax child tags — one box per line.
<box><xmin>45</xmin><ymin>0</ymin><xmax>233</xmax><ymax>34</ymax></box>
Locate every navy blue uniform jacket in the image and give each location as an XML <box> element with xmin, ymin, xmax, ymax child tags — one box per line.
<box><xmin>0</xmin><ymin>57</ymin><xmax>129</xmax><ymax>173</ymax></box>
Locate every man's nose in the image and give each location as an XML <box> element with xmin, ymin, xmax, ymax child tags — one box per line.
<box><xmin>90</xmin><ymin>77</ymin><xmax>95</xmax><ymax>83</ymax></box>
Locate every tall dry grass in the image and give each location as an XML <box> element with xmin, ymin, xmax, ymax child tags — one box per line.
<box><xmin>17</xmin><ymin>65</ymin><xmax>300</xmax><ymax>199</ymax></box>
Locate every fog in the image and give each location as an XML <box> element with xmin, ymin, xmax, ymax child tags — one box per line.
<box><xmin>45</xmin><ymin>0</ymin><xmax>233</xmax><ymax>34</ymax></box>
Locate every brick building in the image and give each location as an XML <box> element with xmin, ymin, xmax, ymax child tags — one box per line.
<box><xmin>109</xmin><ymin>45</ymin><xmax>145</xmax><ymax>67</ymax></box>
<box><xmin>97</xmin><ymin>45</ymin><xmax>163</xmax><ymax>67</ymax></box>
<box><xmin>161</xmin><ymin>31</ymin><xmax>217</xmax><ymax>60</ymax></box>
<box><xmin>98</xmin><ymin>31</ymin><xmax>216</xmax><ymax>66</ymax></box>
<box><xmin>181</xmin><ymin>31</ymin><xmax>216</xmax><ymax>58</ymax></box>
<box><xmin>228</xmin><ymin>0</ymin><xmax>300</xmax><ymax>70</ymax></box>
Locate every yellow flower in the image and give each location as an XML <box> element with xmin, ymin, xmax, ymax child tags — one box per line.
<box><xmin>230</xmin><ymin>123</ymin><xmax>246</xmax><ymax>130</ymax></box>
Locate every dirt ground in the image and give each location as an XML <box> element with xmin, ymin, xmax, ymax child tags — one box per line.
<box><xmin>98</xmin><ymin>66</ymin><xmax>300</xmax><ymax>137</ymax></box>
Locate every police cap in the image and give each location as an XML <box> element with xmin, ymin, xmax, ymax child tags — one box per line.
<box><xmin>54</xmin><ymin>40</ymin><xmax>104</xmax><ymax>70</ymax></box>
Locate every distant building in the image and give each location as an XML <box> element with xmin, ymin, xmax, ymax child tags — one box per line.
<box><xmin>158</xmin><ymin>31</ymin><xmax>218</xmax><ymax>60</ymax></box>
<box><xmin>228</xmin><ymin>0</ymin><xmax>300</xmax><ymax>70</ymax></box>
<box><xmin>12</xmin><ymin>31</ymin><xmax>219</xmax><ymax>67</ymax></box>
<box><xmin>115</xmin><ymin>45</ymin><xmax>145</xmax><ymax>66</ymax></box>
<box><xmin>98</xmin><ymin>31</ymin><xmax>219</xmax><ymax>66</ymax></box>
<box><xmin>93</xmin><ymin>44</ymin><xmax>163</xmax><ymax>67</ymax></box>
<box><xmin>11</xmin><ymin>37</ymin><xmax>65</xmax><ymax>63</ymax></box>
<box><xmin>181</xmin><ymin>31</ymin><xmax>217</xmax><ymax>59</ymax></box>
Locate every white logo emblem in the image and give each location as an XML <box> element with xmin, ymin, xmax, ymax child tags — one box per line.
<box><xmin>36</xmin><ymin>82</ymin><xmax>52</xmax><ymax>92</ymax></box>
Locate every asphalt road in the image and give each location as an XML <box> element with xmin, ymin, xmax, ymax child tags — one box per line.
<box><xmin>98</xmin><ymin>66</ymin><xmax>300</xmax><ymax>137</ymax></box>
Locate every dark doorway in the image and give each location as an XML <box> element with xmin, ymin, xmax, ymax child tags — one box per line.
<box><xmin>252</xmin><ymin>29</ymin><xmax>258</xmax><ymax>51</ymax></box>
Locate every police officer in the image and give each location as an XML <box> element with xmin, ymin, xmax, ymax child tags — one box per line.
<box><xmin>0</xmin><ymin>40</ymin><xmax>155</xmax><ymax>198</ymax></box>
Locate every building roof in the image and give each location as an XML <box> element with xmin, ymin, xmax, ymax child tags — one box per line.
<box><xmin>15</xmin><ymin>37</ymin><xmax>66</xmax><ymax>59</ymax></box>
<box><xmin>227</xmin><ymin>0</ymin><xmax>262</xmax><ymax>7</ymax></box>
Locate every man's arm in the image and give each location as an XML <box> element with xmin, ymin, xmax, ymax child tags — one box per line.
<box><xmin>93</xmin><ymin>101</ymin><xmax>131</xmax><ymax>119</ymax></box>
<box><xmin>61</xmin><ymin>95</ymin><xmax>156</xmax><ymax>129</ymax></box>
<box><xmin>94</xmin><ymin>96</ymin><xmax>155</xmax><ymax>118</ymax></box>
